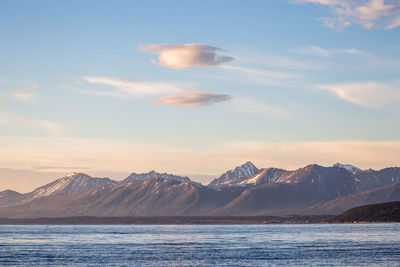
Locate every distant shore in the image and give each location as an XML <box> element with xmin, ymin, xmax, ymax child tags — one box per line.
<box><xmin>0</xmin><ymin>215</ymin><xmax>333</xmax><ymax>225</ymax></box>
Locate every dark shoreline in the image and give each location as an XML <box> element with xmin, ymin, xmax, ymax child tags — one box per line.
<box><xmin>0</xmin><ymin>215</ymin><xmax>333</xmax><ymax>225</ymax></box>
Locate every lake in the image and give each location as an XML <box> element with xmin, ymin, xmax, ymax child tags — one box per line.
<box><xmin>0</xmin><ymin>224</ymin><xmax>399</xmax><ymax>266</ymax></box>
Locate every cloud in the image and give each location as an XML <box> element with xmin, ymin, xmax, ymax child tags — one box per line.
<box><xmin>27</xmin><ymin>166</ymin><xmax>91</xmax><ymax>172</ymax></box>
<box><xmin>386</xmin><ymin>12</ymin><xmax>400</xmax><ymax>28</ymax></box>
<box><xmin>290</xmin><ymin>46</ymin><xmax>368</xmax><ymax>57</ymax></box>
<box><xmin>319</xmin><ymin>80</ymin><xmax>400</xmax><ymax>108</ymax></box>
<box><xmin>140</xmin><ymin>44</ymin><xmax>234</xmax><ymax>69</ymax></box>
<box><xmin>83</xmin><ymin>76</ymin><xmax>184</xmax><ymax>96</ymax></box>
<box><xmin>12</xmin><ymin>83</ymin><xmax>39</xmax><ymax>101</ymax></box>
<box><xmin>218</xmin><ymin>65</ymin><xmax>298</xmax><ymax>86</ymax></box>
<box><xmin>296</xmin><ymin>0</ymin><xmax>400</xmax><ymax>30</ymax></box>
<box><xmin>0</xmin><ymin>111</ymin><xmax>65</xmax><ymax>135</ymax></box>
<box><xmin>152</xmin><ymin>92</ymin><xmax>232</xmax><ymax>107</ymax></box>
<box><xmin>231</xmin><ymin>97</ymin><xmax>291</xmax><ymax>118</ymax></box>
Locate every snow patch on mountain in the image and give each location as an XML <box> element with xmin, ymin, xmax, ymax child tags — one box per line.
<box><xmin>208</xmin><ymin>161</ymin><xmax>260</xmax><ymax>187</ymax></box>
<box><xmin>26</xmin><ymin>173</ymin><xmax>116</xmax><ymax>200</ymax></box>
<box><xmin>334</xmin><ymin>163</ymin><xmax>362</xmax><ymax>174</ymax></box>
<box><xmin>123</xmin><ymin>170</ymin><xmax>201</xmax><ymax>186</ymax></box>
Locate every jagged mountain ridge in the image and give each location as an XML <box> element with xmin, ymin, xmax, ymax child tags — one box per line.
<box><xmin>124</xmin><ymin>170</ymin><xmax>201</xmax><ymax>186</ymax></box>
<box><xmin>0</xmin><ymin>170</ymin><xmax>201</xmax><ymax>207</ymax></box>
<box><xmin>1</xmin><ymin>162</ymin><xmax>400</xmax><ymax>217</ymax></box>
<box><xmin>208</xmin><ymin>162</ymin><xmax>400</xmax><ymax>195</ymax></box>
<box><xmin>0</xmin><ymin>178</ymin><xmax>243</xmax><ymax>217</ymax></box>
<box><xmin>25</xmin><ymin>172</ymin><xmax>117</xmax><ymax>200</ymax></box>
<box><xmin>208</xmin><ymin>161</ymin><xmax>260</xmax><ymax>187</ymax></box>
<box><xmin>333</xmin><ymin>163</ymin><xmax>362</xmax><ymax>174</ymax></box>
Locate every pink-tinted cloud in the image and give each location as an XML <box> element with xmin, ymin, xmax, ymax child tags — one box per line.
<box><xmin>297</xmin><ymin>0</ymin><xmax>400</xmax><ymax>30</ymax></box>
<box><xmin>140</xmin><ymin>44</ymin><xmax>234</xmax><ymax>69</ymax></box>
<box><xmin>152</xmin><ymin>92</ymin><xmax>232</xmax><ymax>107</ymax></box>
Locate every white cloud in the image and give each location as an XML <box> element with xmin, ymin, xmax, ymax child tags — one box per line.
<box><xmin>152</xmin><ymin>92</ymin><xmax>232</xmax><ymax>107</ymax></box>
<box><xmin>319</xmin><ymin>80</ymin><xmax>400</xmax><ymax>108</ymax></box>
<box><xmin>0</xmin><ymin>111</ymin><xmax>65</xmax><ymax>135</ymax></box>
<box><xmin>12</xmin><ymin>83</ymin><xmax>39</xmax><ymax>101</ymax></box>
<box><xmin>140</xmin><ymin>44</ymin><xmax>234</xmax><ymax>69</ymax></box>
<box><xmin>83</xmin><ymin>76</ymin><xmax>184</xmax><ymax>96</ymax></box>
<box><xmin>297</xmin><ymin>0</ymin><xmax>400</xmax><ymax>30</ymax></box>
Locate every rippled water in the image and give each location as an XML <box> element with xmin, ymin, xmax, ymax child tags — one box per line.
<box><xmin>0</xmin><ymin>223</ymin><xmax>399</xmax><ymax>266</ymax></box>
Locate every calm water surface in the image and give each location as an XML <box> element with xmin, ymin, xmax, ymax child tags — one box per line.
<box><xmin>0</xmin><ymin>223</ymin><xmax>399</xmax><ymax>266</ymax></box>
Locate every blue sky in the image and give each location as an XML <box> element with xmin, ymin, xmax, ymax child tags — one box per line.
<box><xmin>1</xmin><ymin>0</ymin><xmax>400</xmax><ymax>192</ymax></box>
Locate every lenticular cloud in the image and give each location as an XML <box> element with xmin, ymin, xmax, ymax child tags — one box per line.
<box><xmin>140</xmin><ymin>44</ymin><xmax>234</xmax><ymax>69</ymax></box>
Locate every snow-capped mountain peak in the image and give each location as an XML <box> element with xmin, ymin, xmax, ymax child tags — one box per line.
<box><xmin>208</xmin><ymin>161</ymin><xmax>260</xmax><ymax>187</ymax></box>
<box><xmin>334</xmin><ymin>163</ymin><xmax>362</xmax><ymax>174</ymax></box>
<box><xmin>25</xmin><ymin>173</ymin><xmax>116</xmax><ymax>200</ymax></box>
<box><xmin>123</xmin><ymin>171</ymin><xmax>201</xmax><ymax>186</ymax></box>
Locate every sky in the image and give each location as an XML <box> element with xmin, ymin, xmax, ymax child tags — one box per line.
<box><xmin>1</xmin><ymin>0</ymin><xmax>400</xmax><ymax>192</ymax></box>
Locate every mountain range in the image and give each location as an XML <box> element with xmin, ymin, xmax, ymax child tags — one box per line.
<box><xmin>0</xmin><ymin>162</ymin><xmax>399</xmax><ymax>217</ymax></box>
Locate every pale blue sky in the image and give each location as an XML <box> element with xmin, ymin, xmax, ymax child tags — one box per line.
<box><xmin>1</xmin><ymin>0</ymin><xmax>400</xmax><ymax>191</ymax></box>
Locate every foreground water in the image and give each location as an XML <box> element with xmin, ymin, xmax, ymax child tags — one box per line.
<box><xmin>0</xmin><ymin>224</ymin><xmax>399</xmax><ymax>266</ymax></box>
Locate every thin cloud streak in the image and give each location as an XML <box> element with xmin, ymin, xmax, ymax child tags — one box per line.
<box><xmin>290</xmin><ymin>46</ymin><xmax>368</xmax><ymax>57</ymax></box>
<box><xmin>12</xmin><ymin>83</ymin><xmax>39</xmax><ymax>101</ymax></box>
<box><xmin>319</xmin><ymin>80</ymin><xmax>400</xmax><ymax>109</ymax></box>
<box><xmin>83</xmin><ymin>76</ymin><xmax>184</xmax><ymax>96</ymax></box>
<box><xmin>140</xmin><ymin>44</ymin><xmax>234</xmax><ymax>69</ymax></box>
<box><xmin>231</xmin><ymin>97</ymin><xmax>291</xmax><ymax>118</ymax></box>
<box><xmin>218</xmin><ymin>65</ymin><xmax>299</xmax><ymax>86</ymax></box>
<box><xmin>0</xmin><ymin>111</ymin><xmax>65</xmax><ymax>135</ymax></box>
<box><xmin>152</xmin><ymin>92</ymin><xmax>232</xmax><ymax>107</ymax></box>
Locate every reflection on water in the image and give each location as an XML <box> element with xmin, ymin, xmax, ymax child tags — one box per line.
<box><xmin>0</xmin><ymin>223</ymin><xmax>399</xmax><ymax>266</ymax></box>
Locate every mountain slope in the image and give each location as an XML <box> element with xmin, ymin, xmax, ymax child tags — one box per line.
<box><xmin>0</xmin><ymin>178</ymin><xmax>244</xmax><ymax>217</ymax></box>
<box><xmin>309</xmin><ymin>183</ymin><xmax>400</xmax><ymax>214</ymax></box>
<box><xmin>0</xmin><ymin>173</ymin><xmax>117</xmax><ymax>207</ymax></box>
<box><xmin>211</xmin><ymin>165</ymin><xmax>355</xmax><ymax>215</ymax></box>
<box><xmin>331</xmin><ymin>201</ymin><xmax>400</xmax><ymax>222</ymax></box>
<box><xmin>24</xmin><ymin>172</ymin><xmax>117</xmax><ymax>201</ymax></box>
<box><xmin>353</xmin><ymin>167</ymin><xmax>400</xmax><ymax>193</ymax></box>
<box><xmin>0</xmin><ymin>190</ymin><xmax>23</xmax><ymax>206</ymax></box>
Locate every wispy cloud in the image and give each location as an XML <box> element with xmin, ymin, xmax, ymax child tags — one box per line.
<box><xmin>140</xmin><ymin>44</ymin><xmax>234</xmax><ymax>69</ymax></box>
<box><xmin>83</xmin><ymin>76</ymin><xmax>184</xmax><ymax>96</ymax></box>
<box><xmin>233</xmin><ymin>52</ymin><xmax>325</xmax><ymax>70</ymax></box>
<box><xmin>290</xmin><ymin>46</ymin><xmax>368</xmax><ymax>57</ymax></box>
<box><xmin>27</xmin><ymin>165</ymin><xmax>91</xmax><ymax>172</ymax></box>
<box><xmin>0</xmin><ymin>111</ymin><xmax>65</xmax><ymax>135</ymax></box>
<box><xmin>319</xmin><ymin>80</ymin><xmax>400</xmax><ymax>109</ymax></box>
<box><xmin>218</xmin><ymin>65</ymin><xmax>298</xmax><ymax>86</ymax></box>
<box><xmin>152</xmin><ymin>92</ymin><xmax>232</xmax><ymax>107</ymax></box>
<box><xmin>296</xmin><ymin>0</ymin><xmax>400</xmax><ymax>30</ymax></box>
<box><xmin>231</xmin><ymin>97</ymin><xmax>291</xmax><ymax>118</ymax></box>
<box><xmin>12</xmin><ymin>83</ymin><xmax>39</xmax><ymax>101</ymax></box>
